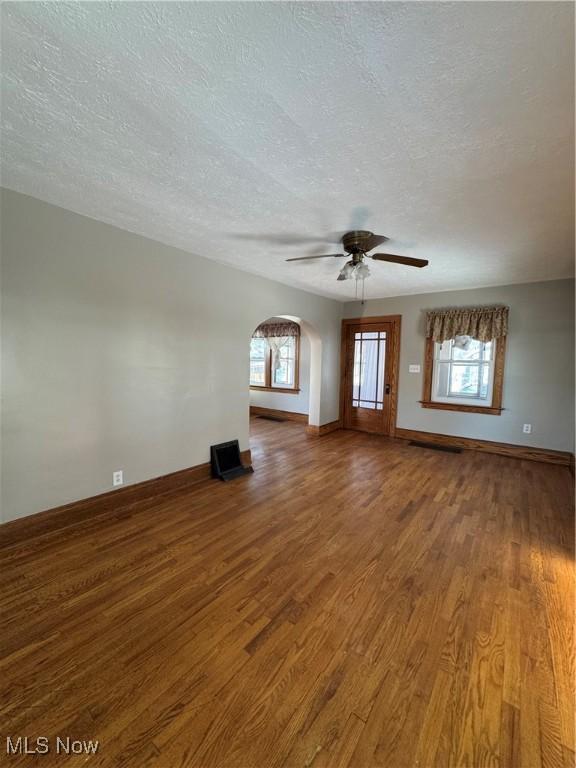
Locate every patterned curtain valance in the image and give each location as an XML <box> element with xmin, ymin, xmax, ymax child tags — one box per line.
<box><xmin>426</xmin><ymin>305</ymin><xmax>509</xmax><ymax>343</ymax></box>
<box><xmin>253</xmin><ymin>320</ymin><xmax>300</xmax><ymax>339</ymax></box>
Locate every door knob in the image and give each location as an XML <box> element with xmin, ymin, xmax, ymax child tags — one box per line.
<box><xmin>385</xmin><ymin>383</ymin><xmax>391</xmax><ymax>395</ymax></box>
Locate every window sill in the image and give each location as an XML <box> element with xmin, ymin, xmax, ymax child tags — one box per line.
<box><xmin>420</xmin><ymin>400</ymin><xmax>502</xmax><ymax>416</ymax></box>
<box><xmin>250</xmin><ymin>386</ymin><xmax>301</xmax><ymax>394</ymax></box>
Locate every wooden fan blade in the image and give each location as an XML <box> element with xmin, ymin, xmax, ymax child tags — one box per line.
<box><xmin>365</xmin><ymin>233</ymin><xmax>390</xmax><ymax>251</ymax></box>
<box><xmin>285</xmin><ymin>254</ymin><xmax>344</xmax><ymax>262</ymax></box>
<box><xmin>371</xmin><ymin>253</ymin><xmax>429</xmax><ymax>268</ymax></box>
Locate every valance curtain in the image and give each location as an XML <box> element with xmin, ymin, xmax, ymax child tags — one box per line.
<box><xmin>425</xmin><ymin>306</ymin><xmax>509</xmax><ymax>343</ymax></box>
<box><xmin>253</xmin><ymin>321</ymin><xmax>300</xmax><ymax>372</ymax></box>
<box><xmin>252</xmin><ymin>321</ymin><xmax>300</xmax><ymax>339</ymax></box>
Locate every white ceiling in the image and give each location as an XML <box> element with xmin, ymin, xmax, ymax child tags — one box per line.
<box><xmin>2</xmin><ymin>2</ymin><xmax>574</xmax><ymax>301</ymax></box>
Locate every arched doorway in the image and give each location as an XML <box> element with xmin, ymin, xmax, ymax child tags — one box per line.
<box><xmin>248</xmin><ymin>315</ymin><xmax>322</xmax><ymax>429</ymax></box>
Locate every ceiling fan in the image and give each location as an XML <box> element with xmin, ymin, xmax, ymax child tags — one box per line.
<box><xmin>286</xmin><ymin>230</ymin><xmax>428</xmax><ymax>282</ymax></box>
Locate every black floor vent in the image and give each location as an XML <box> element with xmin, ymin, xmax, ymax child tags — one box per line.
<box><xmin>409</xmin><ymin>440</ymin><xmax>462</xmax><ymax>454</ymax></box>
<box><xmin>257</xmin><ymin>414</ymin><xmax>286</xmax><ymax>422</ymax></box>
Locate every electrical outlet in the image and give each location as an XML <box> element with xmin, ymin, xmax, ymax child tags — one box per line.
<box><xmin>522</xmin><ymin>424</ymin><xmax>532</xmax><ymax>434</ymax></box>
<box><xmin>409</xmin><ymin>364</ymin><xmax>421</xmax><ymax>373</ymax></box>
<box><xmin>113</xmin><ymin>470</ymin><xmax>123</xmax><ymax>487</ymax></box>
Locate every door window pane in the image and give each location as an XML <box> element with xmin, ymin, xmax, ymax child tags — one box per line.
<box><xmin>377</xmin><ymin>338</ymin><xmax>386</xmax><ymax>402</ymax></box>
<box><xmin>351</xmin><ymin>330</ymin><xmax>386</xmax><ymax>410</ymax></box>
<box><xmin>360</xmin><ymin>339</ymin><xmax>378</xmax><ymax>403</ymax></box>
<box><xmin>353</xmin><ymin>339</ymin><xmax>362</xmax><ymax>401</ymax></box>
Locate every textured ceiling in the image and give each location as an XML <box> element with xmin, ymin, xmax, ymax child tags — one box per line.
<box><xmin>1</xmin><ymin>2</ymin><xmax>574</xmax><ymax>301</ymax></box>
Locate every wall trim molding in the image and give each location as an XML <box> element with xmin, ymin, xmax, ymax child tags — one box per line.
<box><xmin>249</xmin><ymin>404</ymin><xmax>340</xmax><ymax>436</ymax></box>
<box><xmin>306</xmin><ymin>420</ymin><xmax>343</xmax><ymax>437</ymax></box>
<box><xmin>0</xmin><ymin>449</ymin><xmax>252</xmax><ymax>544</ymax></box>
<box><xmin>250</xmin><ymin>406</ymin><xmax>308</xmax><ymax>424</ymax></box>
<box><xmin>395</xmin><ymin>428</ymin><xmax>572</xmax><ymax>466</ymax></box>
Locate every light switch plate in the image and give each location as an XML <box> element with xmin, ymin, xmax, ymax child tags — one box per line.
<box><xmin>409</xmin><ymin>364</ymin><xmax>421</xmax><ymax>373</ymax></box>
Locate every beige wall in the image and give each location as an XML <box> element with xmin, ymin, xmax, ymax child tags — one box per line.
<box><xmin>344</xmin><ymin>279</ymin><xmax>575</xmax><ymax>452</ymax></box>
<box><xmin>1</xmin><ymin>190</ymin><xmax>343</xmax><ymax>522</ymax></box>
<box><xmin>2</xmin><ymin>188</ymin><xmax>573</xmax><ymax>523</ymax></box>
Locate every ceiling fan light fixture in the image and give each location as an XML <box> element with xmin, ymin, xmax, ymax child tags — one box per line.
<box><xmin>338</xmin><ymin>260</ymin><xmax>356</xmax><ymax>281</ymax></box>
<box><xmin>355</xmin><ymin>261</ymin><xmax>370</xmax><ymax>280</ymax></box>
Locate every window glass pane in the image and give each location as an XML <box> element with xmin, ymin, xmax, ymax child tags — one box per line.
<box><xmin>278</xmin><ymin>337</ymin><xmax>295</xmax><ymax>359</ymax></box>
<box><xmin>359</xmin><ymin>400</ymin><xmax>377</xmax><ymax>409</ymax></box>
<box><xmin>483</xmin><ymin>340</ymin><xmax>493</xmax><ymax>361</ymax></box>
<box><xmin>359</xmin><ymin>339</ymin><xmax>378</xmax><ymax>402</ymax></box>
<box><xmin>250</xmin><ymin>360</ymin><xmax>265</xmax><ymax>385</ymax></box>
<box><xmin>480</xmin><ymin>364</ymin><xmax>490</xmax><ymax>399</ymax></box>
<box><xmin>361</xmin><ymin>331</ymin><xmax>379</xmax><ymax>340</ymax></box>
<box><xmin>452</xmin><ymin>337</ymin><xmax>482</xmax><ymax>360</ymax></box>
<box><xmin>437</xmin><ymin>341</ymin><xmax>452</xmax><ymax>361</ymax></box>
<box><xmin>449</xmin><ymin>364</ymin><xmax>480</xmax><ymax>397</ymax></box>
<box><xmin>274</xmin><ymin>361</ymin><xmax>293</xmax><ymax>386</ymax></box>
<box><xmin>353</xmin><ymin>339</ymin><xmax>361</xmax><ymax>400</ymax></box>
<box><xmin>377</xmin><ymin>339</ymin><xmax>386</xmax><ymax>402</ymax></box>
<box><xmin>271</xmin><ymin>336</ymin><xmax>296</xmax><ymax>388</ymax></box>
<box><xmin>435</xmin><ymin>361</ymin><xmax>451</xmax><ymax>398</ymax></box>
<box><xmin>250</xmin><ymin>338</ymin><xmax>267</xmax><ymax>358</ymax></box>
<box><xmin>273</xmin><ymin>360</ymin><xmax>293</xmax><ymax>386</ymax></box>
<box><xmin>250</xmin><ymin>338</ymin><xmax>267</xmax><ymax>386</ymax></box>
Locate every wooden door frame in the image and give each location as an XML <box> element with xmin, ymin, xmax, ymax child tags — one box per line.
<box><xmin>339</xmin><ymin>315</ymin><xmax>402</xmax><ymax>437</ymax></box>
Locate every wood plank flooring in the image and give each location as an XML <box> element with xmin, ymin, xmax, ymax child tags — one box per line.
<box><xmin>1</xmin><ymin>418</ymin><xmax>574</xmax><ymax>767</ymax></box>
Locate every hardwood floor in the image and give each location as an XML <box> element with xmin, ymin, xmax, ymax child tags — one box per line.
<box><xmin>1</xmin><ymin>418</ymin><xmax>574</xmax><ymax>767</ymax></box>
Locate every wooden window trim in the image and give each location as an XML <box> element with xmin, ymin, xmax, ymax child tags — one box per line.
<box><xmin>250</xmin><ymin>334</ymin><xmax>300</xmax><ymax>393</ymax></box>
<box><xmin>421</xmin><ymin>335</ymin><xmax>506</xmax><ymax>415</ymax></box>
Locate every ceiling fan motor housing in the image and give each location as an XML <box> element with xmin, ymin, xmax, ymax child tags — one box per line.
<box><xmin>342</xmin><ymin>230</ymin><xmax>373</xmax><ymax>255</ymax></box>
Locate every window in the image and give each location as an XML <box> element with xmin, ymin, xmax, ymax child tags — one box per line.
<box><xmin>249</xmin><ymin>338</ymin><xmax>267</xmax><ymax>387</ymax></box>
<box><xmin>249</xmin><ymin>323</ymin><xmax>300</xmax><ymax>392</ymax></box>
<box><xmin>272</xmin><ymin>336</ymin><xmax>297</xmax><ymax>388</ymax></box>
<box><xmin>422</xmin><ymin>334</ymin><xmax>505</xmax><ymax>415</ymax></box>
<box><xmin>434</xmin><ymin>337</ymin><xmax>494</xmax><ymax>404</ymax></box>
